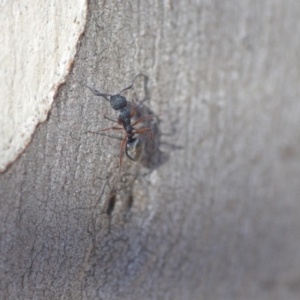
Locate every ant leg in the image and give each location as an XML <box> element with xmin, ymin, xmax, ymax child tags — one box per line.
<box><xmin>130</xmin><ymin>97</ymin><xmax>137</xmax><ymax>118</ymax></box>
<box><xmin>119</xmin><ymin>74</ymin><xmax>142</xmax><ymax>94</ymax></box>
<box><xmin>119</xmin><ymin>135</ymin><xmax>127</xmax><ymax>172</ymax></box>
<box><xmin>100</xmin><ymin>126</ymin><xmax>123</xmax><ymax>132</ymax></box>
<box><xmin>132</xmin><ymin>115</ymin><xmax>154</xmax><ymax>126</ymax></box>
<box><xmin>103</xmin><ymin>113</ymin><xmax>118</xmax><ymax>123</ymax></box>
<box><xmin>135</xmin><ymin>127</ymin><xmax>153</xmax><ymax>140</ymax></box>
<box><xmin>88</xmin><ymin>126</ymin><xmax>122</xmax><ymax>134</ymax></box>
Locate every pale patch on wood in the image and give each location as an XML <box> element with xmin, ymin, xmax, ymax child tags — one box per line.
<box><xmin>0</xmin><ymin>0</ymin><xmax>87</xmax><ymax>172</ymax></box>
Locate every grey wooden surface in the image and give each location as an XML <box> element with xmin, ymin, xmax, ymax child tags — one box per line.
<box><xmin>1</xmin><ymin>0</ymin><xmax>300</xmax><ymax>299</ymax></box>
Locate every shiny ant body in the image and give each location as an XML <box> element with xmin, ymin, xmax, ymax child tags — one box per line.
<box><xmin>87</xmin><ymin>75</ymin><xmax>153</xmax><ymax>168</ymax></box>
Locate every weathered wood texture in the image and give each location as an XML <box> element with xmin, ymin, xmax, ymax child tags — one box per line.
<box><xmin>1</xmin><ymin>0</ymin><xmax>300</xmax><ymax>299</ymax></box>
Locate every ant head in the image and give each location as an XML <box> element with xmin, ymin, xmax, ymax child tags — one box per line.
<box><xmin>110</xmin><ymin>94</ymin><xmax>127</xmax><ymax>110</ymax></box>
<box><xmin>126</xmin><ymin>138</ymin><xmax>144</xmax><ymax>161</ymax></box>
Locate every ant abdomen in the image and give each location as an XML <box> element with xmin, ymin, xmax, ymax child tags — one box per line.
<box><xmin>126</xmin><ymin>138</ymin><xmax>144</xmax><ymax>161</ymax></box>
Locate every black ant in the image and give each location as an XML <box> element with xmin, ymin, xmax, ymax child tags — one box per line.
<box><xmin>86</xmin><ymin>75</ymin><xmax>153</xmax><ymax>168</ymax></box>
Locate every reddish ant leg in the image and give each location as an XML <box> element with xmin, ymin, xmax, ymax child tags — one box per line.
<box><xmin>88</xmin><ymin>126</ymin><xmax>123</xmax><ymax>134</ymax></box>
<box><xmin>132</xmin><ymin>115</ymin><xmax>154</xmax><ymax>126</ymax></box>
<box><xmin>130</xmin><ymin>104</ymin><xmax>137</xmax><ymax>118</ymax></box>
<box><xmin>103</xmin><ymin>113</ymin><xmax>118</xmax><ymax>123</ymax></box>
<box><xmin>99</xmin><ymin>126</ymin><xmax>123</xmax><ymax>132</ymax></box>
<box><xmin>130</xmin><ymin>95</ymin><xmax>138</xmax><ymax>118</ymax></box>
<box><xmin>135</xmin><ymin>127</ymin><xmax>153</xmax><ymax>140</ymax></box>
<box><xmin>119</xmin><ymin>134</ymin><xmax>128</xmax><ymax>172</ymax></box>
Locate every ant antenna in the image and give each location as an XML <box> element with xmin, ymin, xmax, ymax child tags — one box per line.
<box><xmin>86</xmin><ymin>73</ymin><xmax>148</xmax><ymax>98</ymax></box>
<box><xmin>119</xmin><ymin>73</ymin><xmax>147</xmax><ymax>94</ymax></box>
<box><xmin>85</xmin><ymin>85</ymin><xmax>112</xmax><ymax>101</ymax></box>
